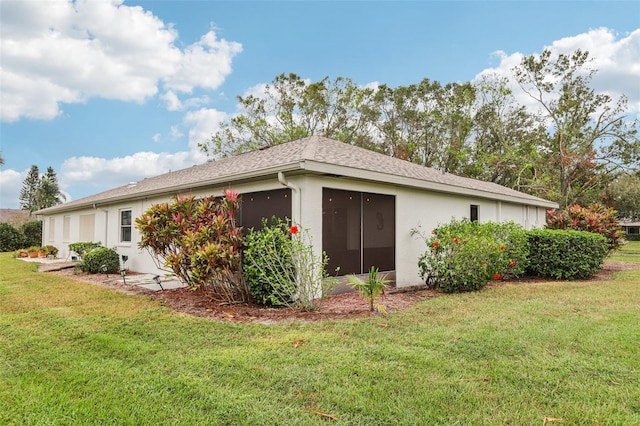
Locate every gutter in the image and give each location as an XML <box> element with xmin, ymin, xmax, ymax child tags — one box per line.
<box><xmin>278</xmin><ymin>171</ymin><xmax>301</xmax><ymax>224</ymax></box>
<box><xmin>35</xmin><ymin>163</ymin><xmax>304</xmax><ymax>215</ymax></box>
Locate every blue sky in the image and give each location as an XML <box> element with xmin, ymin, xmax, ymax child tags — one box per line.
<box><xmin>1</xmin><ymin>0</ymin><xmax>639</xmax><ymax>209</ymax></box>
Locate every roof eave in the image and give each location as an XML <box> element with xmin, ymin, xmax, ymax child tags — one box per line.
<box><xmin>36</xmin><ymin>162</ymin><xmax>304</xmax><ymax>215</ymax></box>
<box><xmin>301</xmin><ymin>160</ymin><xmax>559</xmax><ymax>208</ymax></box>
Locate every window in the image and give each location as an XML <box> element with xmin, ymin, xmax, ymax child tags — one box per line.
<box><xmin>322</xmin><ymin>188</ymin><xmax>395</xmax><ymax>276</ymax></box>
<box><xmin>62</xmin><ymin>215</ymin><xmax>71</xmax><ymax>242</ymax></box>
<box><xmin>48</xmin><ymin>217</ymin><xmax>56</xmax><ymax>242</ymax></box>
<box><xmin>470</xmin><ymin>205</ymin><xmax>479</xmax><ymax>222</ymax></box>
<box><xmin>120</xmin><ymin>210</ymin><xmax>132</xmax><ymax>242</ymax></box>
<box><xmin>79</xmin><ymin>214</ymin><xmax>95</xmax><ymax>241</ymax></box>
<box><xmin>239</xmin><ymin>189</ymin><xmax>292</xmax><ymax>231</ymax></box>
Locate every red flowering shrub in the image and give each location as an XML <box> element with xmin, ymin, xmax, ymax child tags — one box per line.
<box><xmin>546</xmin><ymin>204</ymin><xmax>624</xmax><ymax>254</ymax></box>
<box><xmin>413</xmin><ymin>219</ymin><xmax>528</xmax><ymax>293</ymax></box>
<box><xmin>136</xmin><ymin>191</ymin><xmax>247</xmax><ymax>302</ymax></box>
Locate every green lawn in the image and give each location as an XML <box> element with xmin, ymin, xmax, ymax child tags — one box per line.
<box><xmin>610</xmin><ymin>240</ymin><xmax>640</xmax><ymax>263</ymax></box>
<box><xmin>1</xmin><ymin>253</ymin><xmax>639</xmax><ymax>425</ymax></box>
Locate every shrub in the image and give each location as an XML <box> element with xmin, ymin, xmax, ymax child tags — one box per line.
<box><xmin>243</xmin><ymin>218</ymin><xmax>332</xmax><ymax>309</ymax></box>
<box><xmin>0</xmin><ymin>222</ymin><xmax>26</xmax><ymax>252</ymax></box>
<box><xmin>414</xmin><ymin>220</ymin><xmax>529</xmax><ymax>293</ymax></box>
<box><xmin>21</xmin><ymin>220</ymin><xmax>42</xmax><ymax>248</ymax></box>
<box><xmin>526</xmin><ymin>229</ymin><xmax>607</xmax><ymax>280</ymax></box>
<box><xmin>243</xmin><ymin>218</ymin><xmax>296</xmax><ymax>306</ymax></box>
<box><xmin>546</xmin><ymin>204</ymin><xmax>624</xmax><ymax>254</ymax></box>
<box><xmin>68</xmin><ymin>242</ymin><xmax>102</xmax><ymax>257</ymax></box>
<box><xmin>78</xmin><ymin>247</ymin><xmax>121</xmax><ymax>274</ymax></box>
<box><xmin>136</xmin><ymin>191</ymin><xmax>247</xmax><ymax>302</ymax></box>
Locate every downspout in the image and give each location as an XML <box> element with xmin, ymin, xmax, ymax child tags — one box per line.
<box><xmin>278</xmin><ymin>171</ymin><xmax>301</xmax><ymax>224</ymax></box>
<box><xmin>101</xmin><ymin>208</ymin><xmax>109</xmax><ymax>246</ymax></box>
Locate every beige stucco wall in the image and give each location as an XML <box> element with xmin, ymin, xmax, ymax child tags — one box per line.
<box><xmin>40</xmin><ymin>173</ymin><xmax>548</xmax><ymax>289</ymax></box>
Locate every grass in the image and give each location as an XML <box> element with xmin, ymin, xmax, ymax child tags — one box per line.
<box><xmin>610</xmin><ymin>240</ymin><xmax>640</xmax><ymax>263</ymax></box>
<box><xmin>1</xmin><ymin>253</ymin><xmax>639</xmax><ymax>425</ymax></box>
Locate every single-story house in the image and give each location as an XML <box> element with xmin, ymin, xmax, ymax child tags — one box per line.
<box><xmin>36</xmin><ymin>136</ymin><xmax>558</xmax><ymax>288</ymax></box>
<box><xmin>620</xmin><ymin>220</ymin><xmax>640</xmax><ymax>238</ymax></box>
<box><xmin>0</xmin><ymin>209</ymin><xmax>31</xmax><ymax>227</ymax></box>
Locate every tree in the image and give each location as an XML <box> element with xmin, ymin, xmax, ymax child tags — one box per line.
<box><xmin>467</xmin><ymin>74</ymin><xmax>548</xmax><ymax>194</ymax></box>
<box><xmin>19</xmin><ymin>165</ymin><xmax>66</xmax><ymax>213</ymax></box>
<box><xmin>513</xmin><ymin>49</ymin><xmax>639</xmax><ymax>207</ymax></box>
<box><xmin>0</xmin><ymin>152</ymin><xmax>4</xmax><ymax>166</ymax></box>
<box><xmin>19</xmin><ymin>165</ymin><xmax>40</xmax><ymax>213</ymax></box>
<box><xmin>199</xmin><ymin>73</ymin><xmax>377</xmax><ymax>158</ymax></box>
<box><xmin>602</xmin><ymin>173</ymin><xmax>640</xmax><ymax>221</ymax></box>
<box><xmin>39</xmin><ymin>167</ymin><xmax>66</xmax><ymax>208</ymax></box>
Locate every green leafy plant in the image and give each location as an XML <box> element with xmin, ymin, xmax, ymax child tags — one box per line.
<box><xmin>546</xmin><ymin>204</ymin><xmax>625</xmax><ymax>254</ymax></box>
<box><xmin>243</xmin><ymin>218</ymin><xmax>333</xmax><ymax>310</ymax></box>
<box><xmin>413</xmin><ymin>219</ymin><xmax>529</xmax><ymax>293</ymax></box>
<box><xmin>68</xmin><ymin>242</ymin><xmax>102</xmax><ymax>257</ymax></box>
<box><xmin>136</xmin><ymin>191</ymin><xmax>247</xmax><ymax>302</ymax></box>
<box><xmin>526</xmin><ymin>229</ymin><xmax>608</xmax><ymax>280</ymax></box>
<box><xmin>78</xmin><ymin>247</ymin><xmax>120</xmax><ymax>274</ymax></box>
<box><xmin>20</xmin><ymin>220</ymin><xmax>42</xmax><ymax>248</ymax></box>
<box><xmin>0</xmin><ymin>222</ymin><xmax>26</xmax><ymax>252</ymax></box>
<box><xmin>346</xmin><ymin>266</ymin><xmax>389</xmax><ymax>313</ymax></box>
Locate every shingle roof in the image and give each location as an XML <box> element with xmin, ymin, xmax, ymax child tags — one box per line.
<box><xmin>0</xmin><ymin>209</ymin><xmax>31</xmax><ymax>225</ymax></box>
<box><xmin>37</xmin><ymin>136</ymin><xmax>556</xmax><ymax>214</ymax></box>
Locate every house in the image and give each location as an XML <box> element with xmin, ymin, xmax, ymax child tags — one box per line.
<box><xmin>36</xmin><ymin>136</ymin><xmax>558</xmax><ymax>288</ymax></box>
<box><xmin>620</xmin><ymin>220</ymin><xmax>640</xmax><ymax>240</ymax></box>
<box><xmin>0</xmin><ymin>209</ymin><xmax>31</xmax><ymax>227</ymax></box>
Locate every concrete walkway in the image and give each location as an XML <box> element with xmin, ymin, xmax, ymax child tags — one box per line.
<box><xmin>20</xmin><ymin>257</ymin><xmax>185</xmax><ymax>292</ymax></box>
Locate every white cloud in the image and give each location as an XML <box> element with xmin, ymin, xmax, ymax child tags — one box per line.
<box><xmin>0</xmin><ymin>0</ymin><xmax>242</xmax><ymax>122</ymax></box>
<box><xmin>474</xmin><ymin>28</ymin><xmax>640</xmax><ymax>117</ymax></box>
<box><xmin>152</xmin><ymin>133</ymin><xmax>161</xmax><ymax>142</ymax></box>
<box><xmin>163</xmin><ymin>30</ymin><xmax>242</xmax><ymax>93</ymax></box>
<box><xmin>54</xmin><ymin>107</ymin><xmax>228</xmax><ymax>196</ymax></box>
<box><xmin>170</xmin><ymin>125</ymin><xmax>184</xmax><ymax>139</ymax></box>
<box><xmin>182</xmin><ymin>108</ymin><xmax>228</xmax><ymax>155</ymax></box>
<box><xmin>60</xmin><ymin>150</ymin><xmax>203</xmax><ymax>190</ymax></box>
<box><xmin>160</xmin><ymin>91</ymin><xmax>183</xmax><ymax>112</ymax></box>
<box><xmin>161</xmin><ymin>90</ymin><xmax>211</xmax><ymax>111</ymax></box>
<box><xmin>0</xmin><ymin>168</ymin><xmax>24</xmax><ymax>209</ymax></box>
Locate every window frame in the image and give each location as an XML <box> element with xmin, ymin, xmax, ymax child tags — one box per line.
<box><xmin>119</xmin><ymin>209</ymin><xmax>132</xmax><ymax>243</ymax></box>
<box><xmin>470</xmin><ymin>204</ymin><xmax>479</xmax><ymax>222</ymax></box>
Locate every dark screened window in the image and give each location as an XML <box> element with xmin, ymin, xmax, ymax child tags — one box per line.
<box><xmin>240</xmin><ymin>189</ymin><xmax>292</xmax><ymax>231</ymax></box>
<box><xmin>363</xmin><ymin>193</ymin><xmax>395</xmax><ymax>272</ymax></box>
<box><xmin>470</xmin><ymin>204</ymin><xmax>479</xmax><ymax>222</ymax></box>
<box><xmin>120</xmin><ymin>210</ymin><xmax>132</xmax><ymax>242</ymax></box>
<box><xmin>323</xmin><ymin>189</ymin><xmax>361</xmax><ymax>275</ymax></box>
<box><xmin>323</xmin><ymin>188</ymin><xmax>395</xmax><ymax>276</ymax></box>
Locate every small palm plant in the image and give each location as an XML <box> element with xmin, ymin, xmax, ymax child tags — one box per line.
<box><xmin>347</xmin><ymin>266</ymin><xmax>389</xmax><ymax>313</ymax></box>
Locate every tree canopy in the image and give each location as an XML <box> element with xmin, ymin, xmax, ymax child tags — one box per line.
<box><xmin>19</xmin><ymin>165</ymin><xmax>66</xmax><ymax>213</ymax></box>
<box><xmin>200</xmin><ymin>49</ymin><xmax>639</xmax><ymax>211</ymax></box>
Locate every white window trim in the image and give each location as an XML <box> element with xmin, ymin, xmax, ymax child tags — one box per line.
<box><xmin>119</xmin><ymin>209</ymin><xmax>133</xmax><ymax>244</ymax></box>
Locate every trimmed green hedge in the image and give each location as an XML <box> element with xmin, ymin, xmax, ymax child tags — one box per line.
<box><xmin>78</xmin><ymin>247</ymin><xmax>120</xmax><ymax>274</ymax></box>
<box><xmin>0</xmin><ymin>223</ymin><xmax>26</xmax><ymax>252</ymax></box>
<box><xmin>526</xmin><ymin>229</ymin><xmax>607</xmax><ymax>280</ymax></box>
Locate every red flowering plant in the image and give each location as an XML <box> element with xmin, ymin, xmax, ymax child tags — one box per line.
<box><xmin>412</xmin><ymin>219</ymin><xmax>528</xmax><ymax>293</ymax></box>
<box><xmin>546</xmin><ymin>204</ymin><xmax>624</xmax><ymax>255</ymax></box>
<box><xmin>136</xmin><ymin>192</ymin><xmax>248</xmax><ymax>302</ymax></box>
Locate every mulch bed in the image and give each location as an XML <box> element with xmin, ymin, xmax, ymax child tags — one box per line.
<box><xmin>45</xmin><ymin>261</ymin><xmax>639</xmax><ymax>324</ymax></box>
